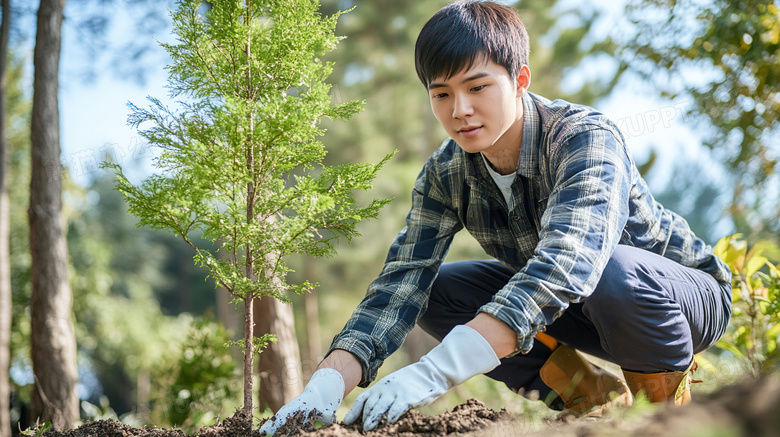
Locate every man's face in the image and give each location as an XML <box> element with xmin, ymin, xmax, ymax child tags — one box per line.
<box><xmin>427</xmin><ymin>59</ymin><xmax>527</xmax><ymax>156</ymax></box>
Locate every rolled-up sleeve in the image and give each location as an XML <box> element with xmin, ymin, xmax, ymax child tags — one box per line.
<box><xmin>478</xmin><ymin>128</ymin><xmax>632</xmax><ymax>355</ymax></box>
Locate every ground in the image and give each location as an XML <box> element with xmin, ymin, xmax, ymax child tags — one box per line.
<box><xmin>41</xmin><ymin>373</ymin><xmax>780</xmax><ymax>437</ymax></box>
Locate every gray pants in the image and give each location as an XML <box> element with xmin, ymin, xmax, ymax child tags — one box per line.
<box><xmin>418</xmin><ymin>245</ymin><xmax>732</xmax><ymax>405</ymax></box>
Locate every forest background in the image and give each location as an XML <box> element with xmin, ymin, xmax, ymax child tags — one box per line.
<box><xmin>2</xmin><ymin>0</ymin><xmax>778</xmax><ymax>434</ymax></box>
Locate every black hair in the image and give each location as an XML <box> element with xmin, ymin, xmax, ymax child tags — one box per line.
<box><xmin>414</xmin><ymin>1</ymin><xmax>530</xmax><ymax>88</ymax></box>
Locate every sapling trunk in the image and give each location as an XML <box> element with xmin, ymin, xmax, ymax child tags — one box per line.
<box><xmin>243</xmin><ymin>290</ymin><xmax>254</xmax><ymax>416</ymax></box>
<box><xmin>244</xmin><ymin>0</ymin><xmax>256</xmax><ymax>415</ymax></box>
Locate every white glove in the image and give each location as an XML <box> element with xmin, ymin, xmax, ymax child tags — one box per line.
<box><xmin>344</xmin><ymin>325</ymin><xmax>500</xmax><ymax>431</ymax></box>
<box><xmin>259</xmin><ymin>368</ymin><xmax>345</xmax><ymax>436</ymax></box>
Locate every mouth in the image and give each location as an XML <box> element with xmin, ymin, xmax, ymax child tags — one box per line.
<box><xmin>458</xmin><ymin>125</ymin><xmax>483</xmax><ymax>138</ymax></box>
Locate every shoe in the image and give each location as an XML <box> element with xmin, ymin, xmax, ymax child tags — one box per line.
<box><xmin>622</xmin><ymin>360</ymin><xmax>698</xmax><ymax>405</ymax></box>
<box><xmin>539</xmin><ymin>343</ymin><xmax>632</xmax><ymax>416</ymax></box>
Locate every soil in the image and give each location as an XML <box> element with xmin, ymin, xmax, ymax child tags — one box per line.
<box><xmin>40</xmin><ymin>373</ymin><xmax>780</xmax><ymax>437</ymax></box>
<box><xmin>274</xmin><ymin>398</ymin><xmax>509</xmax><ymax>437</ymax></box>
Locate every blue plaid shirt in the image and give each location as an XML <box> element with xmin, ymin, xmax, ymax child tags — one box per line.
<box><xmin>329</xmin><ymin>92</ymin><xmax>731</xmax><ymax>387</ymax></box>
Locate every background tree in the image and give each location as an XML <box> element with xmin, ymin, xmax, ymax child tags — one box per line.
<box><xmin>0</xmin><ymin>1</ymin><xmax>12</xmax><ymax>435</ymax></box>
<box><xmin>616</xmin><ymin>0</ymin><xmax>780</xmax><ymax>241</ymax></box>
<box><xmin>254</xmin><ymin>294</ymin><xmax>302</xmax><ymax>412</ymax></box>
<box><xmin>28</xmin><ymin>0</ymin><xmax>78</xmax><ymax>429</ymax></box>
<box><xmin>107</xmin><ymin>0</ymin><xmax>391</xmax><ymax>424</ymax></box>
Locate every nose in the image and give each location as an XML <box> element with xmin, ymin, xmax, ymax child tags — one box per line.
<box><xmin>452</xmin><ymin>93</ymin><xmax>474</xmax><ymax>119</ymax></box>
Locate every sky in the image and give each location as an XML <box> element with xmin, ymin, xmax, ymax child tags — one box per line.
<box><xmin>51</xmin><ymin>0</ymin><xmax>717</xmax><ymax>198</ymax></box>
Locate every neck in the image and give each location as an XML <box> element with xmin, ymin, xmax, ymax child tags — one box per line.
<box><xmin>482</xmin><ymin>149</ymin><xmax>519</xmax><ymax>175</ymax></box>
<box><xmin>481</xmin><ymin>91</ymin><xmax>525</xmax><ymax>175</ymax></box>
<box><xmin>482</xmin><ymin>108</ymin><xmax>525</xmax><ymax>175</ymax></box>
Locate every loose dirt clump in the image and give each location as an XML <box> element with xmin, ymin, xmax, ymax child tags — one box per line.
<box><xmin>40</xmin><ymin>409</ymin><xmax>258</xmax><ymax>437</ymax></box>
<box><xmin>197</xmin><ymin>409</ymin><xmax>256</xmax><ymax>437</ymax></box>
<box><xmin>265</xmin><ymin>410</ymin><xmax>322</xmax><ymax>437</ymax></box>
<box><xmin>42</xmin><ymin>420</ymin><xmax>188</xmax><ymax>437</ymax></box>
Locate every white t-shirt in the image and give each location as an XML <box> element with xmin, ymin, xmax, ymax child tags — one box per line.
<box><xmin>480</xmin><ymin>153</ymin><xmax>515</xmax><ymax>208</ymax></box>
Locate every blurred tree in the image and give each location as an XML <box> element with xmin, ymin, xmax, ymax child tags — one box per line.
<box><xmin>0</xmin><ymin>0</ymin><xmax>174</xmax><ymax>85</ymax></box>
<box><xmin>617</xmin><ymin>0</ymin><xmax>780</xmax><ymax>241</ymax></box>
<box><xmin>29</xmin><ymin>0</ymin><xmax>78</xmax><ymax>429</ymax></box>
<box><xmin>0</xmin><ymin>0</ymin><xmax>11</xmax><ymax>435</ymax></box>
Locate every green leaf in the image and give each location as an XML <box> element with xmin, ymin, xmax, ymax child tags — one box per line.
<box><xmin>731</xmin><ymin>285</ymin><xmax>741</xmax><ymax>303</ymax></box>
<box><xmin>766</xmin><ymin>323</ymin><xmax>780</xmax><ymax>343</ymax></box>
<box><xmin>714</xmin><ymin>234</ymin><xmax>747</xmax><ymax>274</ymax></box>
<box><xmin>715</xmin><ymin>339</ymin><xmax>744</xmax><ymax>358</ymax></box>
<box><xmin>253</xmin><ymin>333</ymin><xmax>278</xmax><ymax>354</ymax></box>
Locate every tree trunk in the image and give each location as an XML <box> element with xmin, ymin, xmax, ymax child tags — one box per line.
<box><xmin>255</xmin><ymin>295</ymin><xmax>303</xmax><ymax>413</ymax></box>
<box><xmin>215</xmin><ymin>286</ymin><xmax>238</xmax><ymax>335</ymax></box>
<box><xmin>0</xmin><ymin>1</ymin><xmax>12</xmax><ymax>435</ymax></box>
<box><xmin>242</xmin><ymin>0</ymin><xmax>255</xmax><ymax>420</ymax></box>
<box><xmin>29</xmin><ymin>0</ymin><xmax>79</xmax><ymax>430</ymax></box>
<box><xmin>242</xmin><ymin>293</ymin><xmax>254</xmax><ymax>417</ymax></box>
<box><xmin>301</xmin><ymin>257</ymin><xmax>321</xmax><ymax>368</ymax></box>
<box><xmin>135</xmin><ymin>369</ymin><xmax>150</xmax><ymax>423</ymax></box>
<box><xmin>303</xmin><ymin>292</ymin><xmax>321</xmax><ymax>363</ymax></box>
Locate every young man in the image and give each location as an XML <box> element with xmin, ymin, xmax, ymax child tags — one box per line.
<box><xmin>260</xmin><ymin>1</ymin><xmax>732</xmax><ymax>433</ymax></box>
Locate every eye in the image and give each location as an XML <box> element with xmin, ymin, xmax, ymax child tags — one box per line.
<box><xmin>431</xmin><ymin>92</ymin><xmax>448</xmax><ymax>100</ymax></box>
<box><xmin>471</xmin><ymin>85</ymin><xmax>486</xmax><ymax>92</ymax></box>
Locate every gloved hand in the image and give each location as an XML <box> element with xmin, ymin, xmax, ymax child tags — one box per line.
<box><xmin>258</xmin><ymin>368</ymin><xmax>345</xmax><ymax>436</ymax></box>
<box><xmin>344</xmin><ymin>325</ymin><xmax>501</xmax><ymax>431</ymax></box>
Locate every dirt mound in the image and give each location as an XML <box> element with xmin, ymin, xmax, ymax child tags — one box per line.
<box><xmin>42</xmin><ymin>420</ymin><xmax>188</xmax><ymax>437</ymax></box>
<box><xmin>195</xmin><ymin>409</ymin><xmax>257</xmax><ymax>437</ymax></box>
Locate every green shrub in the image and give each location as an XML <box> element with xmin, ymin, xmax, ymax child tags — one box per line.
<box><xmin>714</xmin><ymin>234</ymin><xmax>780</xmax><ymax>375</ymax></box>
<box><xmin>152</xmin><ymin>319</ymin><xmax>238</xmax><ymax>431</ymax></box>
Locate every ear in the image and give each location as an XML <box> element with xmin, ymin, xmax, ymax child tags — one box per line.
<box><xmin>514</xmin><ymin>65</ymin><xmax>531</xmax><ymax>97</ymax></box>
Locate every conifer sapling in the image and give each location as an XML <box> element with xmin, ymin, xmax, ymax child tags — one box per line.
<box><xmin>104</xmin><ymin>0</ymin><xmax>392</xmax><ymax>423</ymax></box>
